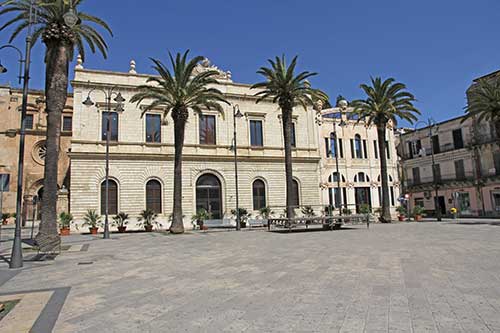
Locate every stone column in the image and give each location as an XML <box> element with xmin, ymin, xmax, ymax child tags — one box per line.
<box><xmin>57</xmin><ymin>187</ymin><xmax>69</xmax><ymax>214</ymax></box>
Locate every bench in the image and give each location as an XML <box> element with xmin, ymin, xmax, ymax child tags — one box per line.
<box><xmin>201</xmin><ymin>219</ymin><xmax>236</xmax><ymax>230</ymax></box>
<box><xmin>247</xmin><ymin>219</ymin><xmax>268</xmax><ymax>228</ymax></box>
<box><xmin>268</xmin><ymin>214</ymin><xmax>371</xmax><ymax>231</ymax></box>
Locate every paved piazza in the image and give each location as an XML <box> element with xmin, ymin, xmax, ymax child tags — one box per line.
<box><xmin>1</xmin><ymin>222</ymin><xmax>500</xmax><ymax>332</ymax></box>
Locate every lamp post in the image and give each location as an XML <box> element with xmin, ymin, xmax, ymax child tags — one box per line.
<box><xmin>83</xmin><ymin>86</ymin><xmax>125</xmax><ymax>239</ymax></box>
<box><xmin>335</xmin><ymin>100</ymin><xmax>349</xmax><ymax>215</ymax></box>
<box><xmin>414</xmin><ymin>118</ymin><xmax>441</xmax><ymax>221</ymax></box>
<box><xmin>231</xmin><ymin>105</ymin><xmax>244</xmax><ymax>230</ymax></box>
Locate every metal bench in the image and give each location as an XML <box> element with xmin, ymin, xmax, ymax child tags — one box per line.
<box><xmin>202</xmin><ymin>219</ymin><xmax>236</xmax><ymax>229</ymax></box>
<box><xmin>34</xmin><ymin>234</ymin><xmax>61</xmax><ymax>255</ymax></box>
<box><xmin>248</xmin><ymin>219</ymin><xmax>268</xmax><ymax>228</ymax></box>
<box><xmin>268</xmin><ymin>214</ymin><xmax>370</xmax><ymax>231</ymax></box>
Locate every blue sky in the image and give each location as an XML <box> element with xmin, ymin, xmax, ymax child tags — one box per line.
<box><xmin>0</xmin><ymin>0</ymin><xmax>498</xmax><ymax>124</ymax></box>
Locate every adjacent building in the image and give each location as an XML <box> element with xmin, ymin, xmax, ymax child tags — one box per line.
<box><xmin>318</xmin><ymin>102</ymin><xmax>400</xmax><ymax>214</ymax></box>
<box><xmin>0</xmin><ymin>85</ymin><xmax>73</xmax><ymax>221</ymax></box>
<box><xmin>399</xmin><ymin>71</ymin><xmax>500</xmax><ymax>217</ymax></box>
<box><xmin>69</xmin><ymin>60</ymin><xmax>322</xmax><ymax>228</ymax></box>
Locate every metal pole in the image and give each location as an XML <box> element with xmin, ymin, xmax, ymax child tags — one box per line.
<box><xmin>428</xmin><ymin>118</ymin><xmax>442</xmax><ymax>222</ymax></box>
<box><xmin>333</xmin><ymin>122</ymin><xmax>342</xmax><ymax>216</ymax></box>
<box><xmin>103</xmin><ymin>93</ymin><xmax>111</xmax><ymax>238</ymax></box>
<box><xmin>233</xmin><ymin>107</ymin><xmax>241</xmax><ymax>231</ymax></box>
<box><xmin>10</xmin><ymin>0</ymin><xmax>34</xmax><ymax>269</ymax></box>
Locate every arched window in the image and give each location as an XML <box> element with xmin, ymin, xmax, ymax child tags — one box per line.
<box><xmin>355</xmin><ymin>134</ymin><xmax>362</xmax><ymax>159</ymax></box>
<box><xmin>101</xmin><ymin>179</ymin><xmax>118</xmax><ymax>215</ymax></box>
<box><xmin>329</xmin><ymin>172</ymin><xmax>345</xmax><ymax>183</ymax></box>
<box><xmin>292</xmin><ymin>180</ymin><xmax>300</xmax><ymax>206</ymax></box>
<box><xmin>377</xmin><ymin>175</ymin><xmax>393</xmax><ymax>182</ymax></box>
<box><xmin>355</xmin><ymin>172</ymin><xmax>369</xmax><ymax>183</ymax></box>
<box><xmin>196</xmin><ymin>174</ymin><xmax>222</xmax><ymax>219</ymax></box>
<box><xmin>146</xmin><ymin>179</ymin><xmax>162</xmax><ymax>213</ymax></box>
<box><xmin>252</xmin><ymin>179</ymin><xmax>266</xmax><ymax>210</ymax></box>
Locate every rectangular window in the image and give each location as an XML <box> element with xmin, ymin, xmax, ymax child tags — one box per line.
<box><xmin>0</xmin><ymin>173</ymin><xmax>10</xmax><ymax>192</ymax></box>
<box><xmin>415</xmin><ymin>198</ymin><xmax>424</xmax><ymax>208</ymax></box>
<box><xmin>350</xmin><ymin>139</ymin><xmax>355</xmax><ymax>158</ymax></box>
<box><xmin>374</xmin><ymin>140</ymin><xmax>379</xmax><ymax>159</ymax></box>
<box><xmin>363</xmin><ymin>140</ymin><xmax>368</xmax><ymax>159</ymax></box>
<box><xmin>433</xmin><ymin>164</ymin><xmax>442</xmax><ymax>182</ymax></box>
<box><xmin>455</xmin><ymin>160</ymin><xmax>465</xmax><ymax>180</ymax></box>
<box><xmin>431</xmin><ymin>135</ymin><xmax>440</xmax><ymax>154</ymax></box>
<box><xmin>452</xmin><ymin>129</ymin><xmax>464</xmax><ymax>149</ymax></box>
<box><xmin>25</xmin><ymin>114</ymin><xmax>33</xmax><ymax>130</ymax></box>
<box><xmin>250</xmin><ymin>120</ymin><xmax>263</xmax><ymax>147</ymax></box>
<box><xmin>390</xmin><ymin>187</ymin><xmax>395</xmax><ymax>206</ymax></box>
<box><xmin>412</xmin><ymin>167</ymin><xmax>421</xmax><ymax>184</ymax></box>
<box><xmin>291</xmin><ymin>123</ymin><xmax>296</xmax><ymax>147</ymax></box>
<box><xmin>495</xmin><ymin>151</ymin><xmax>500</xmax><ymax>176</ymax></box>
<box><xmin>407</xmin><ymin>141</ymin><xmax>413</xmax><ymax>159</ymax></box>
<box><xmin>386</xmin><ymin>141</ymin><xmax>391</xmax><ymax>159</ymax></box>
<box><xmin>146</xmin><ymin>114</ymin><xmax>161</xmax><ymax>143</ymax></box>
<box><xmin>338</xmin><ymin>139</ymin><xmax>344</xmax><ymax>158</ymax></box>
<box><xmin>62</xmin><ymin>116</ymin><xmax>72</xmax><ymax>132</ymax></box>
<box><xmin>325</xmin><ymin>138</ymin><xmax>330</xmax><ymax>157</ymax></box>
<box><xmin>102</xmin><ymin>112</ymin><xmax>119</xmax><ymax>141</ymax></box>
<box><xmin>199</xmin><ymin>114</ymin><xmax>216</xmax><ymax>145</ymax></box>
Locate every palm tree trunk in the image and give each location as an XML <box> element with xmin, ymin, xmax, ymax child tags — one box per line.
<box><xmin>281</xmin><ymin>106</ymin><xmax>295</xmax><ymax>218</ymax></box>
<box><xmin>36</xmin><ymin>42</ymin><xmax>70</xmax><ymax>244</ymax></box>
<box><xmin>170</xmin><ymin>108</ymin><xmax>186</xmax><ymax>234</ymax></box>
<box><xmin>377</xmin><ymin>125</ymin><xmax>392</xmax><ymax>223</ymax></box>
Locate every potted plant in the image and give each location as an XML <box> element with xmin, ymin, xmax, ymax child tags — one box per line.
<box><xmin>59</xmin><ymin>212</ymin><xmax>74</xmax><ymax>236</ymax></box>
<box><xmin>191</xmin><ymin>209</ymin><xmax>210</xmax><ymax>230</ymax></box>
<box><xmin>258</xmin><ymin>207</ymin><xmax>274</xmax><ymax>226</ymax></box>
<box><xmin>396</xmin><ymin>205</ymin><xmax>407</xmax><ymax>221</ymax></box>
<box><xmin>138</xmin><ymin>209</ymin><xmax>160</xmax><ymax>232</ymax></box>
<box><xmin>413</xmin><ymin>206</ymin><xmax>425</xmax><ymax>222</ymax></box>
<box><xmin>342</xmin><ymin>208</ymin><xmax>352</xmax><ymax>223</ymax></box>
<box><xmin>83</xmin><ymin>209</ymin><xmax>101</xmax><ymax>235</ymax></box>
<box><xmin>113</xmin><ymin>212</ymin><xmax>129</xmax><ymax>233</ymax></box>
<box><xmin>359</xmin><ymin>204</ymin><xmax>371</xmax><ymax>215</ymax></box>
<box><xmin>2</xmin><ymin>213</ymin><xmax>10</xmax><ymax>225</ymax></box>
<box><xmin>231</xmin><ymin>208</ymin><xmax>250</xmax><ymax>228</ymax></box>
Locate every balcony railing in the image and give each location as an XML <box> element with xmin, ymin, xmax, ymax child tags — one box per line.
<box><xmin>405</xmin><ymin>171</ymin><xmax>475</xmax><ymax>187</ymax></box>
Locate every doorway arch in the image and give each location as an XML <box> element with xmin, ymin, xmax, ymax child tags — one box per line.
<box><xmin>196</xmin><ymin>174</ymin><xmax>223</xmax><ymax>219</ymax></box>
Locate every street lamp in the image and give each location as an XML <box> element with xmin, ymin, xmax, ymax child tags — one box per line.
<box><xmin>231</xmin><ymin>105</ymin><xmax>243</xmax><ymax>231</ymax></box>
<box><xmin>414</xmin><ymin>118</ymin><xmax>441</xmax><ymax>222</ymax></box>
<box><xmin>83</xmin><ymin>86</ymin><xmax>125</xmax><ymax>239</ymax></box>
<box><xmin>63</xmin><ymin>1</ymin><xmax>80</xmax><ymax>28</ymax></box>
<box><xmin>0</xmin><ymin>0</ymin><xmax>37</xmax><ymax>269</ymax></box>
<box><xmin>333</xmin><ymin>99</ymin><xmax>348</xmax><ymax>216</ymax></box>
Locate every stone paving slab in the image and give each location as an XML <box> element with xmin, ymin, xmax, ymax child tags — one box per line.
<box><xmin>0</xmin><ymin>222</ymin><xmax>500</xmax><ymax>332</ymax></box>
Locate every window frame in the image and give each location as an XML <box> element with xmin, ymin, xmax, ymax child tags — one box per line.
<box><xmin>145</xmin><ymin>179</ymin><xmax>163</xmax><ymax>213</ymax></box>
<box><xmin>62</xmin><ymin>115</ymin><xmax>72</xmax><ymax>132</ymax></box>
<box><xmin>145</xmin><ymin>113</ymin><xmax>162</xmax><ymax>143</ymax></box>
<box><xmin>249</xmin><ymin>119</ymin><xmax>264</xmax><ymax>147</ymax></box>
<box><xmin>252</xmin><ymin>179</ymin><xmax>267</xmax><ymax>211</ymax></box>
<box><xmin>199</xmin><ymin>114</ymin><xmax>217</xmax><ymax>145</ymax></box>
<box><xmin>100</xmin><ymin>179</ymin><xmax>119</xmax><ymax>215</ymax></box>
<box><xmin>101</xmin><ymin>111</ymin><xmax>119</xmax><ymax>142</ymax></box>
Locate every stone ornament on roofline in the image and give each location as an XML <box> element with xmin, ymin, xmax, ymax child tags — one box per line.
<box><xmin>193</xmin><ymin>58</ymin><xmax>232</xmax><ymax>82</ymax></box>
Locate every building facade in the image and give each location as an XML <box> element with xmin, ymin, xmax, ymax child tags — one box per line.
<box><xmin>399</xmin><ymin>105</ymin><xmax>500</xmax><ymax>216</ymax></box>
<box><xmin>70</xmin><ymin>60</ymin><xmax>322</xmax><ymax>228</ymax></box>
<box><xmin>0</xmin><ymin>86</ymin><xmax>73</xmax><ymax>221</ymax></box>
<box><xmin>318</xmin><ymin>103</ymin><xmax>400</xmax><ymax>215</ymax></box>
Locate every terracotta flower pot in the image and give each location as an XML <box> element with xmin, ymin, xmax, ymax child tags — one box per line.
<box><xmin>89</xmin><ymin>227</ymin><xmax>99</xmax><ymax>235</ymax></box>
<box><xmin>202</xmin><ymin>225</ymin><xmax>208</xmax><ymax>231</ymax></box>
<box><xmin>117</xmin><ymin>226</ymin><xmax>127</xmax><ymax>233</ymax></box>
<box><xmin>398</xmin><ymin>215</ymin><xmax>405</xmax><ymax>222</ymax></box>
<box><xmin>415</xmin><ymin>215</ymin><xmax>422</xmax><ymax>222</ymax></box>
<box><xmin>144</xmin><ymin>225</ymin><xmax>153</xmax><ymax>232</ymax></box>
<box><xmin>2</xmin><ymin>220</ymin><xmax>8</xmax><ymax>225</ymax></box>
<box><xmin>60</xmin><ymin>227</ymin><xmax>70</xmax><ymax>236</ymax></box>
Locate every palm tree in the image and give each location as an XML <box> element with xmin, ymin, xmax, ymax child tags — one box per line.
<box><xmin>351</xmin><ymin>77</ymin><xmax>420</xmax><ymax>223</ymax></box>
<box><xmin>251</xmin><ymin>56</ymin><xmax>327</xmax><ymax>218</ymax></box>
<box><xmin>1</xmin><ymin>0</ymin><xmax>112</xmax><ymax>243</ymax></box>
<box><xmin>465</xmin><ymin>77</ymin><xmax>500</xmax><ymax>142</ymax></box>
<box><xmin>131</xmin><ymin>51</ymin><xmax>229</xmax><ymax>234</ymax></box>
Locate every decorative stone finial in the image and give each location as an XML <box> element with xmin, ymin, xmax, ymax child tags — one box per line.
<box><xmin>338</xmin><ymin>99</ymin><xmax>348</xmax><ymax>110</ymax></box>
<box><xmin>314</xmin><ymin>99</ymin><xmax>324</xmax><ymax>111</ymax></box>
<box><xmin>75</xmin><ymin>54</ymin><xmax>83</xmax><ymax>70</ymax></box>
<box><xmin>129</xmin><ymin>60</ymin><xmax>137</xmax><ymax>74</ymax></box>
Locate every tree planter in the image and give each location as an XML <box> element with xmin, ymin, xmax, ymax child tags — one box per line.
<box><xmin>117</xmin><ymin>226</ymin><xmax>127</xmax><ymax>233</ymax></box>
<box><xmin>60</xmin><ymin>227</ymin><xmax>70</xmax><ymax>236</ymax></box>
<box><xmin>144</xmin><ymin>225</ymin><xmax>153</xmax><ymax>232</ymax></box>
<box><xmin>398</xmin><ymin>215</ymin><xmax>406</xmax><ymax>222</ymax></box>
<box><xmin>89</xmin><ymin>227</ymin><xmax>99</xmax><ymax>235</ymax></box>
<box><xmin>415</xmin><ymin>215</ymin><xmax>423</xmax><ymax>222</ymax></box>
<box><xmin>202</xmin><ymin>225</ymin><xmax>208</xmax><ymax>231</ymax></box>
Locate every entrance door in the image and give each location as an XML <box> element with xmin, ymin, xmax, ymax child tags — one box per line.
<box><xmin>355</xmin><ymin>187</ymin><xmax>371</xmax><ymax>213</ymax></box>
<box><xmin>492</xmin><ymin>192</ymin><xmax>500</xmax><ymax>213</ymax></box>
<box><xmin>36</xmin><ymin>187</ymin><xmax>44</xmax><ymax>220</ymax></box>
<box><xmin>437</xmin><ymin>196</ymin><xmax>446</xmax><ymax>215</ymax></box>
<box><xmin>196</xmin><ymin>174</ymin><xmax>222</xmax><ymax>219</ymax></box>
<box><xmin>457</xmin><ymin>192</ymin><xmax>471</xmax><ymax>215</ymax></box>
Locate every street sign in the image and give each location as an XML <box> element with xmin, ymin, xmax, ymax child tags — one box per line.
<box><xmin>0</xmin><ymin>174</ymin><xmax>9</xmax><ymax>192</ymax></box>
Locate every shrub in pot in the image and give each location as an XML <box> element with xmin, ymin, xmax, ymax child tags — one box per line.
<box><xmin>191</xmin><ymin>208</ymin><xmax>210</xmax><ymax>230</ymax></box>
<box><xmin>138</xmin><ymin>209</ymin><xmax>160</xmax><ymax>232</ymax></box>
<box><xmin>59</xmin><ymin>212</ymin><xmax>74</xmax><ymax>236</ymax></box>
<box><xmin>231</xmin><ymin>207</ymin><xmax>250</xmax><ymax>228</ymax></box>
<box><xmin>258</xmin><ymin>207</ymin><xmax>274</xmax><ymax>226</ymax></box>
<box><xmin>113</xmin><ymin>212</ymin><xmax>129</xmax><ymax>233</ymax></box>
<box><xmin>83</xmin><ymin>209</ymin><xmax>101</xmax><ymax>234</ymax></box>
<box><xmin>396</xmin><ymin>205</ymin><xmax>407</xmax><ymax>221</ymax></box>
<box><xmin>413</xmin><ymin>206</ymin><xmax>425</xmax><ymax>222</ymax></box>
<box><xmin>2</xmin><ymin>213</ymin><xmax>10</xmax><ymax>225</ymax></box>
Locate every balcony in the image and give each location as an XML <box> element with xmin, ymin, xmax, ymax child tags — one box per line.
<box><xmin>405</xmin><ymin>171</ymin><xmax>475</xmax><ymax>187</ymax></box>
